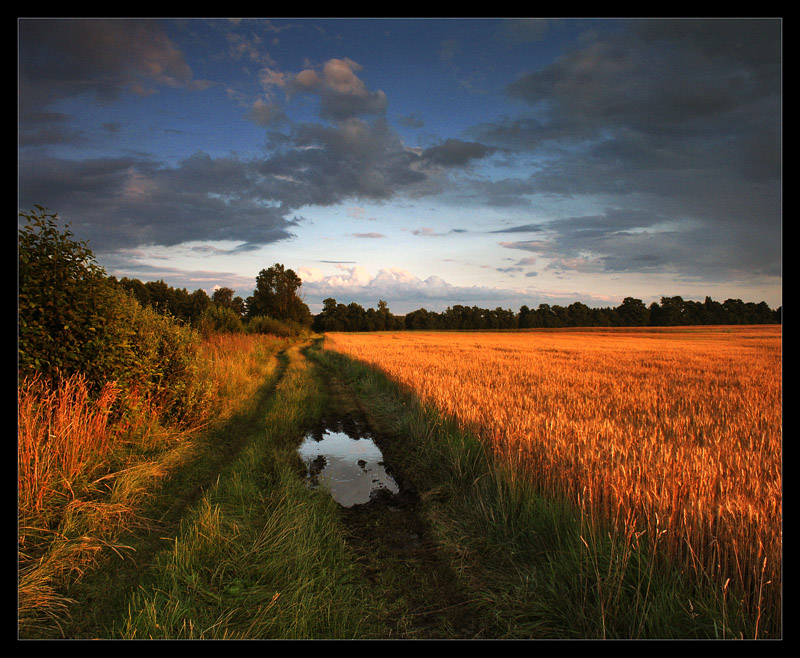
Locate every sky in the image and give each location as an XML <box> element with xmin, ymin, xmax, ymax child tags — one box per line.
<box><xmin>18</xmin><ymin>17</ymin><xmax>782</xmax><ymax>315</ymax></box>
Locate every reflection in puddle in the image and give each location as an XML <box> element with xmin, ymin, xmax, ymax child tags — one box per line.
<box><xmin>298</xmin><ymin>424</ymin><xmax>399</xmax><ymax>507</ymax></box>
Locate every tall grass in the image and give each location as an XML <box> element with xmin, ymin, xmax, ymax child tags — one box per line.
<box><xmin>18</xmin><ymin>333</ymin><xmax>287</xmax><ymax>638</ymax></box>
<box><xmin>323</xmin><ymin>326</ymin><xmax>782</xmax><ymax>637</ymax></box>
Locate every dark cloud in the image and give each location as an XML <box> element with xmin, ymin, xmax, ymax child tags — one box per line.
<box><xmin>18</xmin><ymin>115</ymin><xmax>430</xmax><ymax>253</ymax></box>
<box><xmin>18</xmin><ymin>19</ymin><xmax>206</xmax><ymax>120</ymax></box>
<box><xmin>256</xmin><ymin>118</ymin><xmax>427</xmax><ymax>206</ymax></box>
<box><xmin>479</xmin><ymin>19</ymin><xmax>782</xmax><ymax>281</ymax></box>
<box><xmin>18</xmin><ymin>152</ymin><xmax>301</xmax><ymax>251</ymax></box>
<box><xmin>499</xmin><ymin>207</ymin><xmax>780</xmax><ymax>281</ymax></box>
<box><xmin>18</xmin><ymin>21</ymin><xmax>431</xmax><ymax>253</ymax></box>
<box><xmin>421</xmin><ymin>138</ymin><xmax>495</xmax><ymax>167</ymax></box>
<box><xmin>490</xmin><ymin>222</ymin><xmax>546</xmax><ymax>234</ymax></box>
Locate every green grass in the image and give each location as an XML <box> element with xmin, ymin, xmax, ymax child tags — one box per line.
<box><xmin>113</xmin><ymin>342</ymin><xmax>385</xmax><ymax>639</ymax></box>
<box><xmin>310</xmin><ymin>340</ymin><xmax>770</xmax><ymax>639</ymax></box>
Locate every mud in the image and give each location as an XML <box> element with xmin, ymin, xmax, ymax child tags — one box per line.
<box><xmin>305</xmin><ymin>366</ymin><xmax>485</xmax><ymax>639</ymax></box>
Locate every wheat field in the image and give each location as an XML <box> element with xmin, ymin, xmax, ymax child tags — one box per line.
<box><xmin>324</xmin><ymin>326</ymin><xmax>781</xmax><ymax>625</ymax></box>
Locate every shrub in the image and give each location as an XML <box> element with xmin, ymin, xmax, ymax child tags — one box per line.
<box><xmin>197</xmin><ymin>304</ymin><xmax>244</xmax><ymax>337</ymax></box>
<box><xmin>18</xmin><ymin>207</ymin><xmax>212</xmax><ymax>426</ymax></box>
<box><xmin>245</xmin><ymin>314</ymin><xmax>307</xmax><ymax>338</ymax></box>
<box><xmin>18</xmin><ymin>207</ymin><xmax>118</xmax><ymax>384</ymax></box>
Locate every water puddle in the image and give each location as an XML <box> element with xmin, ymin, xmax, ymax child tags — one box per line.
<box><xmin>298</xmin><ymin>418</ymin><xmax>399</xmax><ymax>507</ymax></box>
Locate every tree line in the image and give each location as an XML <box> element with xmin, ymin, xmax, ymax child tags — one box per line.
<box><xmin>114</xmin><ymin>262</ymin><xmax>313</xmax><ymax>337</ymax></box>
<box><xmin>21</xmin><ymin>204</ymin><xmax>778</xmax><ymax>366</ymax></box>
<box><xmin>115</xmin><ymin>277</ymin><xmax>781</xmax><ymax>333</ymax></box>
<box><xmin>315</xmin><ymin>295</ymin><xmax>780</xmax><ymax>332</ymax></box>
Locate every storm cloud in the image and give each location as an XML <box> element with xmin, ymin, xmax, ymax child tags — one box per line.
<box><xmin>18</xmin><ymin>18</ymin><xmax>781</xmax><ymax>309</ymax></box>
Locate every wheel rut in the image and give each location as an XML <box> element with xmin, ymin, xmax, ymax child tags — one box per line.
<box><xmin>305</xmin><ymin>354</ymin><xmax>484</xmax><ymax>639</ymax></box>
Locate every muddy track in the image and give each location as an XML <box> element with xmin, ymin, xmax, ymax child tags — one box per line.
<box><xmin>308</xmin><ymin>353</ymin><xmax>484</xmax><ymax>639</ymax></box>
<box><xmin>60</xmin><ymin>342</ymin><xmax>482</xmax><ymax>639</ymax></box>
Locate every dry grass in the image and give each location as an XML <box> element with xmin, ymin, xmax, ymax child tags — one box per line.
<box><xmin>324</xmin><ymin>326</ymin><xmax>781</xmax><ymax>629</ymax></box>
<box><xmin>17</xmin><ymin>333</ymin><xmax>286</xmax><ymax>637</ymax></box>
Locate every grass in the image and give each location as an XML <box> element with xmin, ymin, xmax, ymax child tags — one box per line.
<box><xmin>114</xmin><ymin>340</ymin><xmax>382</xmax><ymax>639</ymax></box>
<box><xmin>18</xmin><ymin>333</ymin><xmax>292</xmax><ymax>637</ymax></box>
<box><xmin>320</xmin><ymin>326</ymin><xmax>781</xmax><ymax>639</ymax></box>
<box><xmin>19</xmin><ymin>326</ymin><xmax>781</xmax><ymax>639</ymax></box>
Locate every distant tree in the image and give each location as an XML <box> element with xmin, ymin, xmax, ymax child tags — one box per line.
<box><xmin>405</xmin><ymin>308</ymin><xmax>439</xmax><ymax>330</ymax></box>
<box><xmin>186</xmin><ymin>288</ymin><xmax>212</xmax><ymax>325</ymax></box>
<box><xmin>707</xmin><ymin>296</ymin><xmax>728</xmax><ymax>324</ymax></box>
<box><xmin>246</xmin><ymin>263</ymin><xmax>312</xmax><ymax>326</ymax></box>
<box><xmin>651</xmin><ymin>296</ymin><xmax>686</xmax><ymax>326</ymax></box>
<box><xmin>567</xmin><ymin>301</ymin><xmax>593</xmax><ymax>327</ymax></box>
<box><xmin>212</xmin><ymin>286</ymin><xmax>234</xmax><ymax>308</ymax></box>
<box><xmin>615</xmin><ymin>297</ymin><xmax>650</xmax><ymax>326</ymax></box>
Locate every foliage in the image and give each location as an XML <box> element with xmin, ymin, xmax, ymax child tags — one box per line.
<box><xmin>246</xmin><ymin>315</ymin><xmax>307</xmax><ymax>338</ymax></box>
<box><xmin>313</xmin><ymin>298</ymin><xmax>403</xmax><ymax>332</ymax></box>
<box><xmin>246</xmin><ymin>263</ymin><xmax>312</xmax><ymax>327</ymax></box>
<box><xmin>313</xmin><ymin>295</ymin><xmax>779</xmax><ymax>333</ymax></box>
<box><xmin>18</xmin><ymin>207</ymin><xmax>211</xmax><ymax>424</ymax></box>
<box><xmin>115</xmin><ymin>277</ymin><xmax>212</xmax><ymax>327</ymax></box>
<box><xmin>18</xmin><ymin>207</ymin><xmax>118</xmax><ymax>383</ymax></box>
<box><xmin>211</xmin><ymin>286</ymin><xmax>246</xmax><ymax>316</ymax></box>
<box><xmin>197</xmin><ymin>304</ymin><xmax>244</xmax><ymax>336</ymax></box>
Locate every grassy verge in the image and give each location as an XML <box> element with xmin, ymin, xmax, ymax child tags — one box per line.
<box><xmin>312</xmin><ymin>339</ymin><xmax>767</xmax><ymax>639</ymax></box>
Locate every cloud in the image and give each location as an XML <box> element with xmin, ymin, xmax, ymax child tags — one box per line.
<box><xmin>298</xmin><ymin>265</ymin><xmax>527</xmax><ymax>312</ymax></box>
<box><xmin>498</xmin><ymin>207</ymin><xmax>780</xmax><ymax>281</ymax></box>
<box><xmin>473</xmin><ymin>19</ymin><xmax>782</xmax><ymax>282</ymax></box>
<box><xmin>19</xmin><ymin>25</ymin><xmax>431</xmax><ymax>256</ymax></box>
<box><xmin>247</xmin><ymin>98</ymin><xmax>286</xmax><ymax>126</ymax></box>
<box><xmin>490</xmin><ymin>222</ymin><xmax>546</xmax><ymax>234</ymax></box>
<box><xmin>18</xmin><ymin>57</ymin><xmax>428</xmax><ymax>255</ymax></box>
<box><xmin>290</xmin><ymin>58</ymin><xmax>389</xmax><ymax>121</ymax></box>
<box><xmin>17</xmin><ymin>152</ymin><xmax>302</xmax><ymax>251</ymax></box>
<box><xmin>18</xmin><ymin>19</ymin><xmax>207</xmax><ymax>118</ymax></box>
<box><xmin>421</xmin><ymin>138</ymin><xmax>495</xmax><ymax>167</ymax></box>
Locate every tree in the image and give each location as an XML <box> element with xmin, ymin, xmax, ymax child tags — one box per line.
<box><xmin>18</xmin><ymin>207</ymin><xmax>115</xmax><ymax>381</ymax></box>
<box><xmin>246</xmin><ymin>263</ymin><xmax>311</xmax><ymax>326</ymax></box>
<box><xmin>615</xmin><ymin>297</ymin><xmax>650</xmax><ymax>326</ymax></box>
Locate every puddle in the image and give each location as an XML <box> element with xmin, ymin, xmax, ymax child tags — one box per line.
<box><xmin>298</xmin><ymin>419</ymin><xmax>399</xmax><ymax>507</ymax></box>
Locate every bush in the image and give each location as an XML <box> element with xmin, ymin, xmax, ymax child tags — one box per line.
<box><xmin>197</xmin><ymin>304</ymin><xmax>244</xmax><ymax>337</ymax></box>
<box><xmin>19</xmin><ymin>207</ymin><xmax>118</xmax><ymax>383</ymax></box>
<box><xmin>18</xmin><ymin>207</ymin><xmax>212</xmax><ymax>425</ymax></box>
<box><xmin>246</xmin><ymin>315</ymin><xmax>307</xmax><ymax>338</ymax></box>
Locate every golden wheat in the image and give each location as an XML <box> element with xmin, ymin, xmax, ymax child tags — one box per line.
<box><xmin>324</xmin><ymin>326</ymin><xmax>781</xmax><ymax>622</ymax></box>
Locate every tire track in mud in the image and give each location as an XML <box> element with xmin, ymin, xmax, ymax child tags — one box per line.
<box><xmin>307</xmin><ymin>355</ymin><xmax>484</xmax><ymax>639</ymax></box>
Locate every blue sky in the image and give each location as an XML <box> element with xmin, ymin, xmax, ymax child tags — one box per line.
<box><xmin>18</xmin><ymin>18</ymin><xmax>782</xmax><ymax>314</ymax></box>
